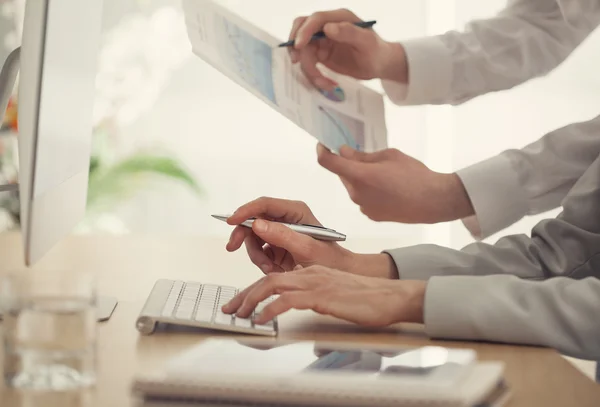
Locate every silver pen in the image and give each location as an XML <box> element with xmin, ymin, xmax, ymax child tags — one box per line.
<box><xmin>211</xmin><ymin>215</ymin><xmax>346</xmax><ymax>242</ymax></box>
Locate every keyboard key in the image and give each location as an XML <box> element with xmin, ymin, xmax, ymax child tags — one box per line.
<box><xmin>218</xmin><ymin>295</ymin><xmax>235</xmax><ymax>306</ymax></box>
<box><xmin>234</xmin><ymin>317</ymin><xmax>252</xmax><ymax>329</ymax></box>
<box><xmin>214</xmin><ymin>311</ymin><xmax>233</xmax><ymax>325</ymax></box>
<box><xmin>194</xmin><ymin>309</ymin><xmax>214</xmax><ymax>322</ymax></box>
<box><xmin>161</xmin><ymin>281</ymin><xmax>185</xmax><ymax>317</ymax></box>
<box><xmin>253</xmin><ymin>321</ymin><xmax>275</xmax><ymax>331</ymax></box>
<box><xmin>154</xmin><ymin>281</ymin><xmax>277</xmax><ymax>335</ymax></box>
<box><xmin>200</xmin><ymin>288</ymin><xmax>218</xmax><ymax>299</ymax></box>
<box><xmin>161</xmin><ymin>302</ymin><xmax>176</xmax><ymax>317</ymax></box>
<box><xmin>202</xmin><ymin>284</ymin><xmax>219</xmax><ymax>292</ymax></box>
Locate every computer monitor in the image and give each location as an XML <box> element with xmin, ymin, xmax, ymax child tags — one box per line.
<box><xmin>0</xmin><ymin>0</ymin><xmax>116</xmax><ymax>320</ymax></box>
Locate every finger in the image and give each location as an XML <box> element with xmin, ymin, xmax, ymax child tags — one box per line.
<box><xmin>339</xmin><ymin>145</ymin><xmax>390</xmax><ymax>163</ymax></box>
<box><xmin>316</xmin><ymin>143</ymin><xmax>363</xmax><ymax>180</ymax></box>
<box><xmin>236</xmin><ymin>274</ymin><xmax>317</xmax><ymax>318</ymax></box>
<box><xmin>252</xmin><ymin>219</ymin><xmax>320</xmax><ymax>261</ymax></box>
<box><xmin>221</xmin><ymin>278</ymin><xmax>264</xmax><ymax>314</ymax></box>
<box><xmin>295</xmin><ymin>9</ymin><xmax>362</xmax><ymax>49</ymax></box>
<box><xmin>339</xmin><ymin>176</ymin><xmax>360</xmax><ymax>204</ymax></box>
<box><xmin>257</xmin><ymin>288</ymin><xmax>389</xmax><ymax>326</ymax></box>
<box><xmin>228</xmin><ymin>197</ymin><xmax>318</xmax><ymax>226</ymax></box>
<box><xmin>267</xmin><ymin>245</ymin><xmax>296</xmax><ymax>271</ymax></box>
<box><xmin>262</xmin><ymin>245</ymin><xmax>287</xmax><ymax>273</ymax></box>
<box><xmin>299</xmin><ymin>44</ymin><xmax>337</xmax><ymax>90</ymax></box>
<box><xmin>343</xmin><ymin>146</ymin><xmax>403</xmax><ymax>163</ymax></box>
<box><xmin>226</xmin><ymin>225</ymin><xmax>251</xmax><ymax>252</ymax></box>
<box><xmin>316</xmin><ymin>39</ymin><xmax>333</xmax><ymax>63</ymax></box>
<box><xmin>322</xmin><ymin>21</ymin><xmax>374</xmax><ymax>47</ymax></box>
<box><xmin>244</xmin><ymin>234</ymin><xmax>274</xmax><ymax>274</ymax></box>
<box><xmin>288</xmin><ymin>16</ymin><xmax>307</xmax><ymax>63</ymax></box>
<box><xmin>254</xmin><ymin>291</ymin><xmax>320</xmax><ymax>324</ymax></box>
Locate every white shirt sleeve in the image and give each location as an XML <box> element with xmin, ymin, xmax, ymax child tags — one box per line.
<box><xmin>382</xmin><ymin>0</ymin><xmax>600</xmax><ymax>105</ymax></box>
<box><xmin>381</xmin><ymin>0</ymin><xmax>600</xmax><ymax>239</ymax></box>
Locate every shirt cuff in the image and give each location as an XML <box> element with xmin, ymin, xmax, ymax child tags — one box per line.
<box><xmin>456</xmin><ymin>153</ymin><xmax>528</xmax><ymax>239</ymax></box>
<box><xmin>381</xmin><ymin>36</ymin><xmax>453</xmax><ymax>105</ymax></box>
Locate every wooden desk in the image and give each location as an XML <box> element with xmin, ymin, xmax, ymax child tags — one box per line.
<box><xmin>0</xmin><ymin>233</ymin><xmax>599</xmax><ymax>406</ymax></box>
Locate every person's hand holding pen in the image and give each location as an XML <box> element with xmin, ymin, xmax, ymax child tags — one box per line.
<box><xmin>225</xmin><ymin>197</ymin><xmax>398</xmax><ymax>279</ymax></box>
<box><xmin>285</xmin><ymin>9</ymin><xmax>408</xmax><ymax>91</ymax></box>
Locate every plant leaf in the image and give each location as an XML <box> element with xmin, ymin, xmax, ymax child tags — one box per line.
<box><xmin>86</xmin><ymin>154</ymin><xmax>202</xmax><ymax>212</ymax></box>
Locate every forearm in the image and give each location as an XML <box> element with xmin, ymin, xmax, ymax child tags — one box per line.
<box><xmin>424</xmin><ymin>275</ymin><xmax>600</xmax><ymax>360</ymax></box>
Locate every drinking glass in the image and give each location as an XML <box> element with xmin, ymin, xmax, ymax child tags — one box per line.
<box><xmin>1</xmin><ymin>269</ymin><xmax>97</xmax><ymax>390</ymax></box>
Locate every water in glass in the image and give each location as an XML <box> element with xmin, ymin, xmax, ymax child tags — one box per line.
<box><xmin>2</xmin><ymin>272</ymin><xmax>97</xmax><ymax>390</ymax></box>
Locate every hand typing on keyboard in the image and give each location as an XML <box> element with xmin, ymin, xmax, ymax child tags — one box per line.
<box><xmin>221</xmin><ymin>266</ymin><xmax>427</xmax><ymax>327</ymax></box>
<box><xmin>136</xmin><ymin>279</ymin><xmax>279</xmax><ymax>336</ymax></box>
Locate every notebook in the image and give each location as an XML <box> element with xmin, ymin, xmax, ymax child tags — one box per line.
<box><xmin>132</xmin><ymin>338</ymin><xmax>511</xmax><ymax>407</ymax></box>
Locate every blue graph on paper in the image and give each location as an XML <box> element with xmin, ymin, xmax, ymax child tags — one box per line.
<box><xmin>214</xmin><ymin>17</ymin><xmax>277</xmax><ymax>105</ymax></box>
<box><xmin>316</xmin><ymin>106</ymin><xmax>365</xmax><ymax>152</ymax></box>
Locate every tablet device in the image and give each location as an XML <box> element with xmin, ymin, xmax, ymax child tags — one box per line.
<box><xmin>134</xmin><ymin>338</ymin><xmax>508</xmax><ymax>407</ymax></box>
<box><xmin>167</xmin><ymin>338</ymin><xmax>477</xmax><ymax>386</ymax></box>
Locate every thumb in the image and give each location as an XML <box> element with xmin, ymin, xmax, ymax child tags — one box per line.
<box><xmin>339</xmin><ymin>145</ymin><xmax>386</xmax><ymax>163</ymax></box>
<box><xmin>252</xmin><ymin>219</ymin><xmax>316</xmax><ymax>258</ymax></box>
<box><xmin>316</xmin><ymin>143</ymin><xmax>363</xmax><ymax>180</ymax></box>
<box><xmin>340</xmin><ymin>145</ymin><xmax>401</xmax><ymax>163</ymax></box>
<box><xmin>323</xmin><ymin>21</ymin><xmax>373</xmax><ymax>47</ymax></box>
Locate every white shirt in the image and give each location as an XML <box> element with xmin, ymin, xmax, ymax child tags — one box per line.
<box><xmin>382</xmin><ymin>0</ymin><xmax>600</xmax><ymax>239</ymax></box>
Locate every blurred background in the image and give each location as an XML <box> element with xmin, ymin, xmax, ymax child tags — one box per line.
<box><xmin>1</xmin><ymin>0</ymin><xmax>598</xmax><ymax>377</ymax></box>
<box><xmin>1</xmin><ymin>0</ymin><xmax>599</xmax><ymax>247</ymax></box>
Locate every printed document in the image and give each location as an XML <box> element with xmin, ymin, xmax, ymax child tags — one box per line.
<box><xmin>181</xmin><ymin>0</ymin><xmax>388</xmax><ymax>152</ymax></box>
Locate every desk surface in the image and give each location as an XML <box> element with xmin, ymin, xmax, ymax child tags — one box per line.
<box><xmin>0</xmin><ymin>233</ymin><xmax>598</xmax><ymax>406</ymax></box>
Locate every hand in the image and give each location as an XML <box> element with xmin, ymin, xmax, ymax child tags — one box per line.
<box><xmin>317</xmin><ymin>144</ymin><xmax>475</xmax><ymax>224</ymax></box>
<box><xmin>288</xmin><ymin>9</ymin><xmax>408</xmax><ymax>91</ymax></box>
<box><xmin>226</xmin><ymin>197</ymin><xmax>398</xmax><ymax>279</ymax></box>
<box><xmin>222</xmin><ymin>266</ymin><xmax>427</xmax><ymax>326</ymax></box>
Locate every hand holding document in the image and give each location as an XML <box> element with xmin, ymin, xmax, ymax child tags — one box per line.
<box><xmin>181</xmin><ymin>0</ymin><xmax>388</xmax><ymax>153</ymax></box>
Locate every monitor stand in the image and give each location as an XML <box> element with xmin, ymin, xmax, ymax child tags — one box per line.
<box><xmin>96</xmin><ymin>296</ymin><xmax>118</xmax><ymax>321</ymax></box>
<box><xmin>1</xmin><ymin>47</ymin><xmax>118</xmax><ymax>322</ymax></box>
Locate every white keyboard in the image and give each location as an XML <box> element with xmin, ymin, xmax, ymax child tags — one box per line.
<box><xmin>136</xmin><ymin>279</ymin><xmax>278</xmax><ymax>336</ymax></box>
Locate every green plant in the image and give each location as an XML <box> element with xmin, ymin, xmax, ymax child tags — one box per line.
<box><xmin>86</xmin><ymin>152</ymin><xmax>202</xmax><ymax>214</ymax></box>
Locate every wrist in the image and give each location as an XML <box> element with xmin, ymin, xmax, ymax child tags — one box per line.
<box><xmin>432</xmin><ymin>173</ymin><xmax>475</xmax><ymax>222</ymax></box>
<box><xmin>406</xmin><ymin>281</ymin><xmax>427</xmax><ymax>324</ymax></box>
<box><xmin>377</xmin><ymin>41</ymin><xmax>408</xmax><ymax>83</ymax></box>
<box><xmin>344</xmin><ymin>252</ymin><xmax>399</xmax><ymax>279</ymax></box>
<box><xmin>389</xmin><ymin>280</ymin><xmax>427</xmax><ymax>324</ymax></box>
